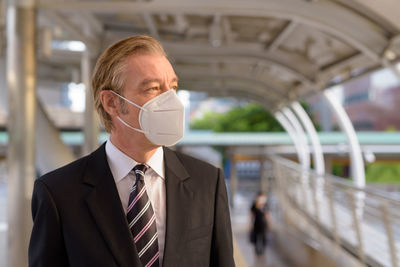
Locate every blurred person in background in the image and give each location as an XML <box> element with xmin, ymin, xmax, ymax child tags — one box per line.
<box><xmin>29</xmin><ymin>35</ymin><xmax>235</xmax><ymax>267</ymax></box>
<box><xmin>249</xmin><ymin>191</ymin><xmax>270</xmax><ymax>256</ymax></box>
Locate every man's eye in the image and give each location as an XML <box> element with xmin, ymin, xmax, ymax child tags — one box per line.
<box><xmin>171</xmin><ymin>85</ymin><xmax>178</xmax><ymax>91</ymax></box>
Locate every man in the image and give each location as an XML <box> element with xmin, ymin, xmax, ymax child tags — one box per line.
<box><xmin>29</xmin><ymin>35</ymin><xmax>235</xmax><ymax>267</ymax></box>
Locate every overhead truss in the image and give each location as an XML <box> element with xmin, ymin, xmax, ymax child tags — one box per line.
<box><xmin>12</xmin><ymin>0</ymin><xmax>400</xmax><ymax>109</ymax></box>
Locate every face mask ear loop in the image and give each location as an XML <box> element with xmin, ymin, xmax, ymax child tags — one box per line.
<box><xmin>109</xmin><ymin>90</ymin><xmax>145</xmax><ymax>111</ymax></box>
<box><xmin>116</xmin><ymin>116</ymin><xmax>147</xmax><ymax>134</ymax></box>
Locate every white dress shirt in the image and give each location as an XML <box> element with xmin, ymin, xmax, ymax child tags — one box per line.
<box><xmin>105</xmin><ymin>140</ymin><xmax>166</xmax><ymax>266</ymax></box>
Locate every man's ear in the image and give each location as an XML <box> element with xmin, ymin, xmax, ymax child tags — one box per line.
<box><xmin>100</xmin><ymin>90</ymin><xmax>119</xmax><ymax>116</ymax></box>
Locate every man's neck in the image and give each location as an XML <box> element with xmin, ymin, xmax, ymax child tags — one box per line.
<box><xmin>109</xmin><ymin>133</ymin><xmax>159</xmax><ymax>163</ymax></box>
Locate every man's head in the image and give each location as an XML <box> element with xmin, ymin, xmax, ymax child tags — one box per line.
<box><xmin>92</xmin><ymin>35</ymin><xmax>169</xmax><ymax>132</ymax></box>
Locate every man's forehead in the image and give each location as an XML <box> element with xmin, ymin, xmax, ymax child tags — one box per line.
<box><xmin>126</xmin><ymin>52</ymin><xmax>168</xmax><ymax>64</ymax></box>
<box><xmin>126</xmin><ymin>54</ymin><xmax>175</xmax><ymax>71</ymax></box>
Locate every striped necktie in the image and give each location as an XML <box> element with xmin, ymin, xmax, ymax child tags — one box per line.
<box><xmin>127</xmin><ymin>164</ymin><xmax>159</xmax><ymax>267</ymax></box>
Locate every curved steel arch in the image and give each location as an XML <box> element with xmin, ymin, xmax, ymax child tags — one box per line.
<box><xmin>282</xmin><ymin>107</ymin><xmax>310</xmax><ymax>170</ymax></box>
<box><xmin>274</xmin><ymin>111</ymin><xmax>303</xmax><ymax>164</ymax></box>
<box><xmin>322</xmin><ymin>90</ymin><xmax>365</xmax><ymax>188</ymax></box>
<box><xmin>172</xmin><ymin>54</ymin><xmax>314</xmax><ymax>85</ymax></box>
<box><xmin>158</xmin><ymin>42</ymin><xmax>317</xmax><ymax>83</ymax></box>
<box><xmin>177</xmin><ymin>71</ymin><xmax>288</xmax><ymax>100</ymax></box>
<box><xmin>291</xmin><ymin>102</ymin><xmax>324</xmax><ymax>176</ymax></box>
<box><xmin>203</xmin><ymin>88</ymin><xmax>276</xmax><ymax>108</ymax></box>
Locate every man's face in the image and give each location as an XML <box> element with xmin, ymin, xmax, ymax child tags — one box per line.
<box><xmin>115</xmin><ymin>53</ymin><xmax>179</xmax><ymax>142</ymax></box>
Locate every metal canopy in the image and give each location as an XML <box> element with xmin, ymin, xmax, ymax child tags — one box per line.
<box><xmin>4</xmin><ymin>0</ymin><xmax>396</xmax><ymax>111</ymax></box>
<box><xmin>3</xmin><ymin>0</ymin><xmax>397</xmax><ymax>189</ymax></box>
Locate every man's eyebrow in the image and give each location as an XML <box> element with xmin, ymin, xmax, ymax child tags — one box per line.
<box><xmin>139</xmin><ymin>77</ymin><xmax>179</xmax><ymax>87</ymax></box>
<box><xmin>139</xmin><ymin>79</ymin><xmax>161</xmax><ymax>87</ymax></box>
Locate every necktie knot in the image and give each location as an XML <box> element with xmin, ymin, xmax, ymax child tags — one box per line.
<box><xmin>133</xmin><ymin>164</ymin><xmax>148</xmax><ymax>182</ymax></box>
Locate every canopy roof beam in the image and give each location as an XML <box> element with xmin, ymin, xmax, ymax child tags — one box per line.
<box><xmin>267</xmin><ymin>21</ymin><xmax>297</xmax><ymax>52</ymax></box>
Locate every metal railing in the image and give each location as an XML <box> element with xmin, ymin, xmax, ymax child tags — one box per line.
<box><xmin>271</xmin><ymin>156</ymin><xmax>400</xmax><ymax>267</ymax></box>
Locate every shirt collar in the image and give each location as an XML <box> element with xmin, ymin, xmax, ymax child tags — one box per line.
<box><xmin>105</xmin><ymin>140</ymin><xmax>165</xmax><ymax>183</ymax></box>
<box><xmin>146</xmin><ymin>146</ymin><xmax>165</xmax><ymax>180</ymax></box>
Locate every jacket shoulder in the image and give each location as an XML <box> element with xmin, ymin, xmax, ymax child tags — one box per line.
<box><xmin>165</xmin><ymin>148</ymin><xmax>222</xmax><ymax>187</ymax></box>
<box><xmin>173</xmin><ymin>149</ymin><xmax>220</xmax><ymax>172</ymax></box>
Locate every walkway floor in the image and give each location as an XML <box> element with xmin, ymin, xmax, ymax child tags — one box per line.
<box><xmin>231</xmin><ymin>189</ymin><xmax>290</xmax><ymax>267</ymax></box>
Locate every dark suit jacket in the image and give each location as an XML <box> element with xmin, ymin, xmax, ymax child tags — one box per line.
<box><xmin>29</xmin><ymin>143</ymin><xmax>235</xmax><ymax>267</ymax></box>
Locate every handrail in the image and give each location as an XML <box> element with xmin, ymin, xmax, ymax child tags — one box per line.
<box><xmin>270</xmin><ymin>154</ymin><xmax>400</xmax><ymax>203</ymax></box>
<box><xmin>270</xmin><ymin>155</ymin><xmax>400</xmax><ymax>267</ymax></box>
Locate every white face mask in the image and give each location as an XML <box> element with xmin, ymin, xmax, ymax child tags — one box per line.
<box><xmin>111</xmin><ymin>89</ymin><xmax>185</xmax><ymax>146</ymax></box>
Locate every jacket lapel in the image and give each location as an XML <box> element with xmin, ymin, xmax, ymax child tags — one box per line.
<box><xmin>83</xmin><ymin>143</ymin><xmax>141</xmax><ymax>267</ymax></box>
<box><xmin>162</xmin><ymin>147</ymin><xmax>193</xmax><ymax>266</ymax></box>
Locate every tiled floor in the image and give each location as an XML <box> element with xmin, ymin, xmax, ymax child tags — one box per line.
<box><xmin>231</xmin><ymin>190</ymin><xmax>290</xmax><ymax>267</ymax></box>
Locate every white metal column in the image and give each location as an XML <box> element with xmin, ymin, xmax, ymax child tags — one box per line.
<box><xmin>322</xmin><ymin>90</ymin><xmax>365</xmax><ymax>187</ymax></box>
<box><xmin>274</xmin><ymin>111</ymin><xmax>303</xmax><ymax>166</ymax></box>
<box><xmin>228</xmin><ymin>148</ymin><xmax>238</xmax><ymax>208</ymax></box>
<box><xmin>0</xmin><ymin>58</ymin><xmax>7</xmax><ymax>118</ymax></box>
<box><xmin>259</xmin><ymin>155</ymin><xmax>268</xmax><ymax>194</ymax></box>
<box><xmin>6</xmin><ymin>1</ymin><xmax>36</xmax><ymax>266</ymax></box>
<box><xmin>282</xmin><ymin>107</ymin><xmax>310</xmax><ymax>170</ymax></box>
<box><xmin>291</xmin><ymin>102</ymin><xmax>325</xmax><ymax>175</ymax></box>
<box><xmin>82</xmin><ymin>50</ymin><xmax>99</xmax><ymax>155</ymax></box>
<box><xmin>291</xmin><ymin>101</ymin><xmax>324</xmax><ymax>220</ymax></box>
<box><xmin>282</xmin><ymin>107</ymin><xmax>312</xmax><ymax>212</ymax></box>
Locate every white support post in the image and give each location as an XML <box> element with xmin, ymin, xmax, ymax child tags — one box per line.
<box><xmin>228</xmin><ymin>148</ymin><xmax>237</xmax><ymax>208</ymax></box>
<box><xmin>282</xmin><ymin>107</ymin><xmax>312</xmax><ymax>212</ymax></box>
<box><xmin>326</xmin><ymin>180</ymin><xmax>340</xmax><ymax>245</ymax></box>
<box><xmin>291</xmin><ymin>102</ymin><xmax>324</xmax><ymax>175</ymax></box>
<box><xmin>348</xmin><ymin>188</ymin><xmax>365</xmax><ymax>263</ymax></box>
<box><xmin>6</xmin><ymin>1</ymin><xmax>36</xmax><ymax>266</ymax></box>
<box><xmin>272</xmin><ymin>160</ymin><xmax>289</xmax><ymax>223</ymax></box>
<box><xmin>282</xmin><ymin>107</ymin><xmax>310</xmax><ymax>170</ymax></box>
<box><xmin>274</xmin><ymin>111</ymin><xmax>303</xmax><ymax>166</ymax></box>
<box><xmin>0</xmin><ymin>59</ymin><xmax>7</xmax><ymax>117</ymax></box>
<box><xmin>259</xmin><ymin>155</ymin><xmax>268</xmax><ymax>194</ymax></box>
<box><xmin>82</xmin><ymin>49</ymin><xmax>99</xmax><ymax>155</ymax></box>
<box><xmin>380</xmin><ymin>200</ymin><xmax>398</xmax><ymax>267</ymax></box>
<box><xmin>322</xmin><ymin>90</ymin><xmax>365</xmax><ymax>188</ymax></box>
<box><xmin>310</xmin><ymin>172</ymin><xmax>321</xmax><ymax>225</ymax></box>
<box><xmin>291</xmin><ymin>101</ymin><xmax>324</xmax><ymax>220</ymax></box>
<box><xmin>275</xmin><ymin>111</ymin><xmax>308</xmax><ymax>209</ymax></box>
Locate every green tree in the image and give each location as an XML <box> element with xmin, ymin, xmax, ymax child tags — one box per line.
<box><xmin>189</xmin><ymin>111</ymin><xmax>223</xmax><ymax>130</ymax></box>
<box><xmin>190</xmin><ymin>103</ymin><xmax>284</xmax><ymax>132</ymax></box>
<box><xmin>366</xmin><ymin>162</ymin><xmax>400</xmax><ymax>185</ymax></box>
